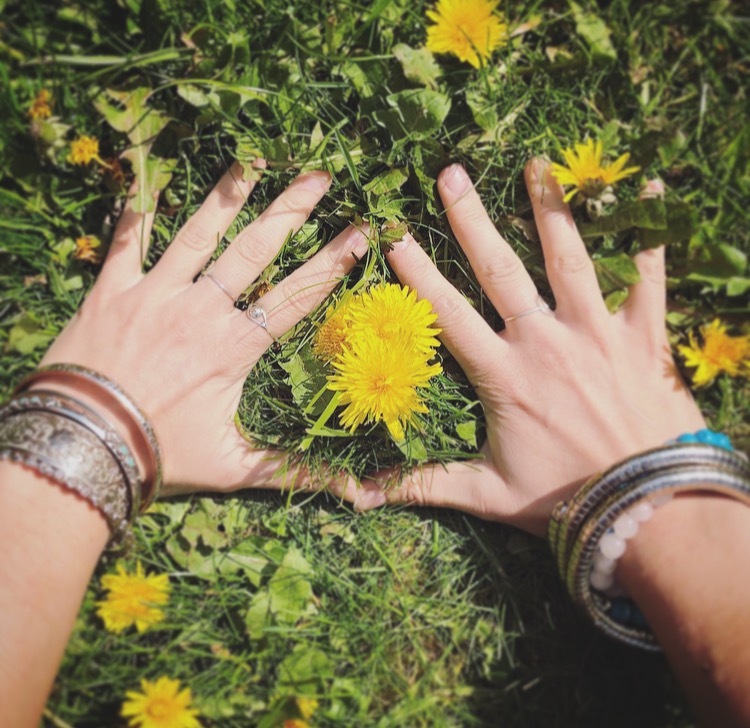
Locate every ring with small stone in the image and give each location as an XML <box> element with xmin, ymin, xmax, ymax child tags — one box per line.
<box><xmin>247</xmin><ymin>304</ymin><xmax>276</xmax><ymax>341</ymax></box>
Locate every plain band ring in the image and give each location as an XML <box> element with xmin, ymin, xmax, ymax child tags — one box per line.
<box><xmin>247</xmin><ymin>305</ymin><xmax>276</xmax><ymax>341</ymax></box>
<box><xmin>203</xmin><ymin>262</ymin><xmax>235</xmax><ymax>302</ymax></box>
<box><xmin>504</xmin><ymin>295</ymin><xmax>553</xmax><ymax>324</ymax></box>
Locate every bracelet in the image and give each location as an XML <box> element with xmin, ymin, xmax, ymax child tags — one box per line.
<box><xmin>548</xmin><ymin>442</ymin><xmax>750</xmax><ymax>651</ymax></box>
<box><xmin>15</xmin><ymin>364</ymin><xmax>162</xmax><ymax>510</ymax></box>
<box><xmin>0</xmin><ymin>392</ymin><xmax>139</xmax><ymax>546</ymax></box>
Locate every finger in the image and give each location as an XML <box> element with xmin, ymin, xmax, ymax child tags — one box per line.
<box><xmin>386</xmin><ymin>233</ymin><xmax>503</xmax><ymax>386</ymax></box>
<box><xmin>624</xmin><ymin>246</ymin><xmax>667</xmax><ymax>340</ymax></box>
<box><xmin>206</xmin><ymin>171</ymin><xmax>332</xmax><ymax>301</ymax></box>
<box><xmin>152</xmin><ymin>160</ymin><xmax>265</xmax><ymax>287</ymax></box>
<box><xmin>525</xmin><ymin>157</ymin><xmax>609</xmax><ymax>326</ymax></box>
<box><xmin>231</xmin><ymin>222</ymin><xmax>370</xmax><ymax>361</ymax></box>
<box><xmin>359</xmin><ymin>460</ymin><xmax>507</xmax><ymax>520</ymax></box>
<box><xmin>437</xmin><ymin>164</ymin><xmax>540</xmax><ymax>325</ymax></box>
<box><xmin>95</xmin><ymin>183</ymin><xmax>156</xmax><ymax>293</ymax></box>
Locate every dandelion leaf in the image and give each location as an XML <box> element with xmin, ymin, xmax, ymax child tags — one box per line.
<box><xmin>594</xmin><ymin>253</ymin><xmax>641</xmax><ymax>295</ymax></box>
<box><xmin>268</xmin><ymin>547</ymin><xmax>316</xmax><ymax>625</ymax></box>
<box><xmin>276</xmin><ymin>646</ymin><xmax>334</xmax><ymax>693</ymax></box>
<box><xmin>393</xmin><ymin>43</ymin><xmax>442</xmax><ymax>89</ymax></box>
<box><xmin>363</xmin><ymin>167</ymin><xmax>409</xmax><ymax>195</ymax></box>
<box><xmin>569</xmin><ymin>1</ymin><xmax>617</xmax><ymax>62</ymax></box>
<box><xmin>94</xmin><ymin>87</ymin><xmax>174</xmax><ymax>213</ymax></box>
<box><xmin>7</xmin><ymin>312</ymin><xmax>55</xmax><ymax>354</ymax></box>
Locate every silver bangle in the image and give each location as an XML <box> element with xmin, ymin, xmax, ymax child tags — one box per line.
<box><xmin>0</xmin><ymin>394</ymin><xmax>137</xmax><ymax>547</ymax></box>
<box><xmin>549</xmin><ymin>443</ymin><xmax>750</xmax><ymax>651</ymax></box>
<box><xmin>16</xmin><ymin>364</ymin><xmax>162</xmax><ymax>510</ymax></box>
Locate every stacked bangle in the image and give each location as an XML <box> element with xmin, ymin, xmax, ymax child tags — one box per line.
<box><xmin>15</xmin><ymin>364</ymin><xmax>162</xmax><ymax>509</ymax></box>
<box><xmin>548</xmin><ymin>435</ymin><xmax>750</xmax><ymax>651</ymax></box>
<box><xmin>0</xmin><ymin>364</ymin><xmax>162</xmax><ymax>548</ymax></box>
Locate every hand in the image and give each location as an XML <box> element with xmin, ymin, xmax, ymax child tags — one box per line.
<box><xmin>39</xmin><ymin>162</ymin><xmax>371</xmax><ymax>497</ymax></box>
<box><xmin>368</xmin><ymin>158</ymin><xmax>705</xmax><ymax>536</ymax></box>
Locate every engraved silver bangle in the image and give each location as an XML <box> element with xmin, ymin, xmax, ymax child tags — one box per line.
<box><xmin>0</xmin><ymin>395</ymin><xmax>137</xmax><ymax>547</ymax></box>
<box><xmin>16</xmin><ymin>364</ymin><xmax>162</xmax><ymax>510</ymax></box>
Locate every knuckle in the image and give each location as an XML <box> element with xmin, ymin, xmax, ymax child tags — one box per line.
<box><xmin>431</xmin><ymin>291</ymin><xmax>471</xmax><ymax>331</ymax></box>
<box><xmin>230</xmin><ymin>234</ymin><xmax>268</xmax><ymax>268</ymax></box>
<box><xmin>267</xmin><ymin>191</ymin><xmax>304</xmax><ymax>218</ymax></box>
<box><xmin>637</xmin><ymin>252</ymin><xmax>666</xmax><ymax>285</ymax></box>
<box><xmin>175</xmin><ymin>222</ymin><xmax>215</xmax><ymax>253</ymax></box>
<box><xmin>482</xmin><ymin>255</ymin><xmax>522</xmax><ymax>286</ymax></box>
<box><xmin>553</xmin><ymin>251</ymin><xmax>592</xmax><ymax>275</ymax></box>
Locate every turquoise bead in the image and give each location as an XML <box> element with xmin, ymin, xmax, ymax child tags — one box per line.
<box><xmin>676</xmin><ymin>433</ymin><xmax>698</xmax><ymax>443</ymax></box>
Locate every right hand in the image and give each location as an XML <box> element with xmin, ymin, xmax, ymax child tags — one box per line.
<box><xmin>362</xmin><ymin>158</ymin><xmax>705</xmax><ymax>536</ymax></box>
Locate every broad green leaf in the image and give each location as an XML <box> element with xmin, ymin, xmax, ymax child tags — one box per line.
<box><xmin>363</xmin><ymin>167</ymin><xmax>409</xmax><ymax>195</ymax></box>
<box><xmin>727</xmin><ymin>277</ymin><xmax>750</xmax><ymax>297</ymax></box>
<box><xmin>244</xmin><ymin>590</ymin><xmax>273</xmax><ymax>639</ymax></box>
<box><xmin>378</xmin><ymin>89</ymin><xmax>451</xmax><ymax>139</ymax></box>
<box><xmin>604</xmin><ymin>288</ymin><xmax>630</xmax><ymax>313</ymax></box>
<box><xmin>94</xmin><ymin>88</ymin><xmax>173</xmax><ymax>213</ymax></box>
<box><xmin>393</xmin><ymin>43</ymin><xmax>442</xmax><ymax>89</ymax></box>
<box><xmin>638</xmin><ymin>201</ymin><xmax>697</xmax><ymax>247</ymax></box>
<box><xmin>456</xmin><ymin>421</ymin><xmax>477</xmax><ymax>448</ymax></box>
<box><xmin>268</xmin><ymin>547</ymin><xmax>316</xmax><ymax>625</ymax></box>
<box><xmin>280</xmin><ymin>346</ymin><xmax>331</xmax><ymax>412</ymax></box>
<box><xmin>688</xmin><ymin>243</ymin><xmax>747</xmax><ymax>288</ymax></box>
<box><xmin>594</xmin><ymin>253</ymin><xmax>641</xmax><ymax>294</ymax></box>
<box><xmin>395</xmin><ymin>433</ymin><xmax>428</xmax><ymax>460</ymax></box>
<box><xmin>569</xmin><ymin>1</ymin><xmax>617</xmax><ymax>62</ymax></box>
<box><xmin>7</xmin><ymin>312</ymin><xmax>55</xmax><ymax>354</ymax></box>
<box><xmin>276</xmin><ymin>646</ymin><xmax>334</xmax><ymax>693</ymax></box>
<box><xmin>578</xmin><ymin>198</ymin><xmax>667</xmax><ymax>239</ymax></box>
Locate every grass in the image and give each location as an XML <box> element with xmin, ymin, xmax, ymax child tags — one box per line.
<box><xmin>1</xmin><ymin>0</ymin><xmax>748</xmax><ymax>725</ymax></box>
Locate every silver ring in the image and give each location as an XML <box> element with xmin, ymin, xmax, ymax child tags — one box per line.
<box><xmin>504</xmin><ymin>295</ymin><xmax>553</xmax><ymax>324</ymax></box>
<box><xmin>247</xmin><ymin>305</ymin><xmax>276</xmax><ymax>341</ymax></box>
<box><xmin>203</xmin><ymin>262</ymin><xmax>235</xmax><ymax>302</ymax></box>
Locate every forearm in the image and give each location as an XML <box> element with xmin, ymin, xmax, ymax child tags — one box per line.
<box><xmin>618</xmin><ymin>494</ymin><xmax>750</xmax><ymax>727</ymax></box>
<box><xmin>0</xmin><ymin>460</ymin><xmax>108</xmax><ymax>727</ymax></box>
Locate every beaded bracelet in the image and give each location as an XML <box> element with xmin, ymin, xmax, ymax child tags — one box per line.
<box><xmin>548</xmin><ymin>439</ymin><xmax>750</xmax><ymax>650</ymax></box>
<box><xmin>589</xmin><ymin>430</ymin><xmax>736</xmax><ymax>592</ymax></box>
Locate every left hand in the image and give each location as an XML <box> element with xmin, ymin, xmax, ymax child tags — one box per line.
<box><xmin>39</xmin><ymin>161</ymin><xmax>375</xmax><ymax>500</ymax></box>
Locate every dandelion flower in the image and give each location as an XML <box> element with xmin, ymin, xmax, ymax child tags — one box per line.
<box><xmin>329</xmin><ymin>333</ymin><xmax>442</xmax><ymax>441</ymax></box>
<box><xmin>347</xmin><ymin>283</ymin><xmax>441</xmax><ymax>354</ymax></box>
<box><xmin>313</xmin><ymin>299</ymin><xmax>353</xmax><ymax>362</ymax></box>
<box><xmin>68</xmin><ymin>134</ymin><xmax>107</xmax><ymax>166</ymax></box>
<box><xmin>28</xmin><ymin>89</ymin><xmax>53</xmax><ymax>120</ymax></box>
<box><xmin>550</xmin><ymin>138</ymin><xmax>640</xmax><ymax>202</ymax></box>
<box><xmin>296</xmin><ymin>697</ymin><xmax>319</xmax><ymax>720</ymax></box>
<box><xmin>96</xmin><ymin>561</ymin><xmax>170</xmax><ymax>634</ymax></box>
<box><xmin>74</xmin><ymin>235</ymin><xmax>103</xmax><ymax>264</ymax></box>
<box><xmin>426</xmin><ymin>0</ymin><xmax>508</xmax><ymax>69</ymax></box>
<box><xmin>121</xmin><ymin>676</ymin><xmax>201</xmax><ymax>728</ymax></box>
<box><xmin>678</xmin><ymin>319</ymin><xmax>750</xmax><ymax>388</ymax></box>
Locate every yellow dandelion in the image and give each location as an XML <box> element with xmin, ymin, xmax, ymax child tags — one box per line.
<box><xmin>296</xmin><ymin>697</ymin><xmax>319</xmax><ymax>720</ymax></box>
<box><xmin>96</xmin><ymin>561</ymin><xmax>170</xmax><ymax>634</ymax></box>
<box><xmin>313</xmin><ymin>299</ymin><xmax>353</xmax><ymax>362</ymax></box>
<box><xmin>68</xmin><ymin>134</ymin><xmax>107</xmax><ymax>166</ymax></box>
<box><xmin>426</xmin><ymin>0</ymin><xmax>508</xmax><ymax>69</ymax></box>
<box><xmin>28</xmin><ymin>89</ymin><xmax>53</xmax><ymax>120</ymax></box>
<box><xmin>550</xmin><ymin>138</ymin><xmax>640</xmax><ymax>203</ymax></box>
<box><xmin>121</xmin><ymin>676</ymin><xmax>201</xmax><ymax>728</ymax></box>
<box><xmin>74</xmin><ymin>235</ymin><xmax>103</xmax><ymax>264</ymax></box>
<box><xmin>678</xmin><ymin>319</ymin><xmax>750</xmax><ymax>388</ymax></box>
<box><xmin>347</xmin><ymin>283</ymin><xmax>441</xmax><ymax>354</ymax></box>
<box><xmin>328</xmin><ymin>333</ymin><xmax>442</xmax><ymax>441</ymax></box>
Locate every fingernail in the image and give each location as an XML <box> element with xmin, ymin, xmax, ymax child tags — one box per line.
<box><xmin>528</xmin><ymin>156</ymin><xmax>549</xmax><ymax>187</ymax></box>
<box><xmin>295</xmin><ymin>171</ymin><xmax>332</xmax><ymax>192</ymax></box>
<box><xmin>440</xmin><ymin>164</ymin><xmax>471</xmax><ymax>195</ymax></box>
<box><xmin>640</xmin><ymin>179</ymin><xmax>665</xmax><ymax>200</ymax></box>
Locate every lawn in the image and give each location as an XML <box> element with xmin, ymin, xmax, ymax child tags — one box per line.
<box><xmin>1</xmin><ymin>0</ymin><xmax>748</xmax><ymax>726</ymax></box>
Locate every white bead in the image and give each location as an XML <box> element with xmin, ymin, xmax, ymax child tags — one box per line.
<box><xmin>630</xmin><ymin>501</ymin><xmax>654</xmax><ymax>522</ymax></box>
<box><xmin>651</xmin><ymin>492</ymin><xmax>674</xmax><ymax>508</ymax></box>
<box><xmin>613</xmin><ymin>513</ymin><xmax>639</xmax><ymax>539</ymax></box>
<box><xmin>600</xmin><ymin>533</ymin><xmax>626</xmax><ymax>559</ymax></box>
<box><xmin>590</xmin><ymin>569</ymin><xmax>614</xmax><ymax>591</ymax></box>
<box><xmin>594</xmin><ymin>552</ymin><xmax>617</xmax><ymax>574</ymax></box>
